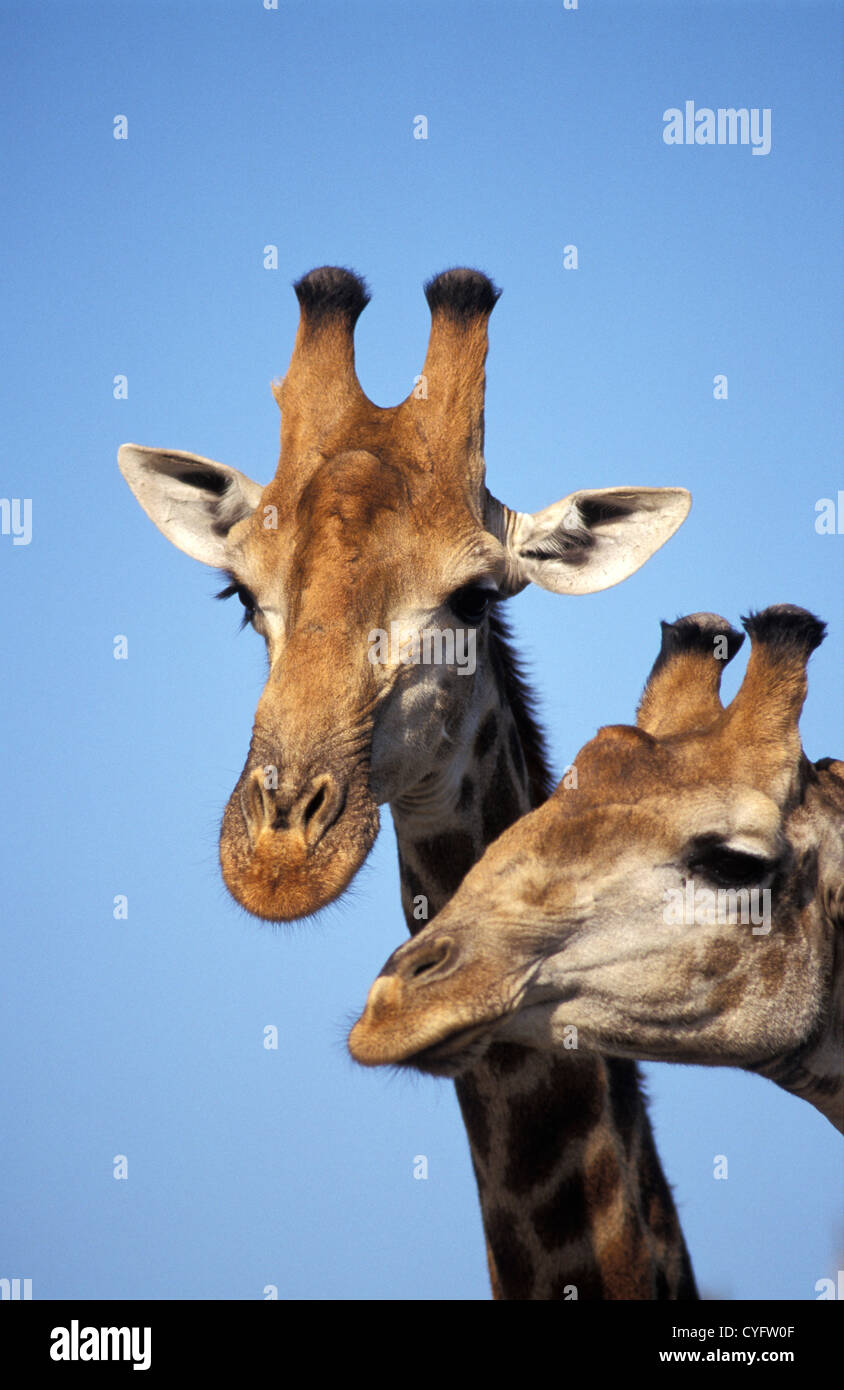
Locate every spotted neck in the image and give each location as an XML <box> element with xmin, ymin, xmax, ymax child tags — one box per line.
<box><xmin>390</xmin><ymin>615</ymin><xmax>697</xmax><ymax>1299</ymax></box>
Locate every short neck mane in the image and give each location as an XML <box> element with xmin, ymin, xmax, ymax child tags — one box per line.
<box><xmin>390</xmin><ymin>613</ymin><xmax>697</xmax><ymax>1299</ymax></box>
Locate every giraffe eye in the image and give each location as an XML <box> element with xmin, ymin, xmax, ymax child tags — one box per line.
<box><xmin>686</xmin><ymin>845</ymin><xmax>774</xmax><ymax>888</ymax></box>
<box><xmin>234</xmin><ymin>585</ymin><xmax>256</xmax><ymax>618</ymax></box>
<box><xmin>216</xmin><ymin>578</ymin><xmax>258</xmax><ymax>630</ymax></box>
<box><xmin>448</xmin><ymin>585</ymin><xmax>496</xmax><ymax>626</ymax></box>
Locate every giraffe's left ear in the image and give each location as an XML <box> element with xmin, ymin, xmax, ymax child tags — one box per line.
<box><xmin>491</xmin><ymin>486</ymin><xmax>691</xmax><ymax>596</ymax></box>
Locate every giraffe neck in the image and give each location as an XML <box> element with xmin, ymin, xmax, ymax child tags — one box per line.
<box><xmin>390</xmin><ymin>614</ymin><xmax>697</xmax><ymax>1299</ymax></box>
<box><xmin>749</xmin><ymin>765</ymin><xmax>844</xmax><ymax>1133</ymax></box>
<box><xmin>749</xmin><ymin>917</ymin><xmax>844</xmax><ymax>1131</ymax></box>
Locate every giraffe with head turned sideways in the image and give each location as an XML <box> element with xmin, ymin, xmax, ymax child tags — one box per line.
<box><xmin>119</xmin><ymin>265</ymin><xmax>696</xmax><ymax>1298</ymax></box>
<box><xmin>350</xmin><ymin>605</ymin><xmax>844</xmax><ymax>1134</ymax></box>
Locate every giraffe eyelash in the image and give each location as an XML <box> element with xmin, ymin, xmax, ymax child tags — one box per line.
<box><xmin>685</xmin><ymin>842</ymin><xmax>778</xmax><ymax>889</ymax></box>
<box><xmin>216</xmin><ymin>575</ymin><xmax>257</xmax><ymax>630</ymax></box>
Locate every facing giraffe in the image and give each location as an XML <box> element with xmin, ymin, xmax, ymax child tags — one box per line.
<box><xmin>350</xmin><ymin>606</ymin><xmax>844</xmax><ymax>1135</ymax></box>
<box><xmin>119</xmin><ymin>265</ymin><xmax>696</xmax><ymax>1297</ymax></box>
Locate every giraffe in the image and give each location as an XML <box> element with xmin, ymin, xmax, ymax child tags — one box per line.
<box><xmin>118</xmin><ymin>265</ymin><xmax>697</xmax><ymax>1298</ymax></box>
<box><xmin>349</xmin><ymin>605</ymin><xmax>844</xmax><ymax>1134</ymax></box>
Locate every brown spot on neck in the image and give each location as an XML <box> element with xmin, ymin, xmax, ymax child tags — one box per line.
<box><xmin>532</xmin><ymin>1170</ymin><xmax>589</xmax><ymax>1252</ymax></box>
<box><xmin>482</xmin><ymin>745</ymin><xmax>521</xmax><ymax>845</ymax></box>
<box><xmin>414</xmin><ymin>831</ymin><xmax>476</xmax><ymax>898</ymax></box>
<box><xmin>455</xmin><ymin>1073</ymin><xmax>492</xmax><ymax>1166</ymax></box>
<box><xmin>483</xmin><ymin>1208</ymin><xmax>536</xmax><ymax>1300</ymax></box>
<box><xmin>474</xmin><ymin>709</ymin><xmax>498</xmax><ymax>760</ymax></box>
<box><xmin>504</xmin><ymin>1054</ymin><xmax>607</xmax><ymax>1195</ymax></box>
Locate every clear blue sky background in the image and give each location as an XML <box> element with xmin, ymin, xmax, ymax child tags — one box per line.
<box><xmin>2</xmin><ymin>0</ymin><xmax>842</xmax><ymax>1301</ymax></box>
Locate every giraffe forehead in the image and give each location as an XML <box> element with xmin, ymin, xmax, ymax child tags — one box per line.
<box><xmin>293</xmin><ymin>449</ymin><xmax>413</xmax><ymax>520</ymax></box>
<box><xmin>607</xmin><ymin>785</ymin><xmax>784</xmax><ymax>855</ymax></box>
<box><xmin>265</xmin><ymin>446</ymin><xmax>479</xmax><ymax>527</ymax></box>
<box><xmin>242</xmin><ymin>450</ymin><xmax>501</xmax><ymax>603</ymax></box>
<box><xmin>249</xmin><ymin>448</ymin><xmax>412</xmax><ymax>550</ymax></box>
<box><xmin>530</xmin><ymin>785</ymin><xmax>783</xmax><ymax>877</ymax></box>
<box><xmin>562</xmin><ymin>725</ymin><xmax>785</xmax><ymax>830</ymax></box>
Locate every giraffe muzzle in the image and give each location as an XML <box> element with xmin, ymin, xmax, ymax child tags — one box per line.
<box><xmin>219</xmin><ymin>761</ymin><xmax>379</xmax><ymax>920</ymax></box>
<box><xmin>348</xmin><ymin>931</ymin><xmax>509</xmax><ymax>1070</ymax></box>
<box><xmin>241</xmin><ymin>769</ymin><xmax>346</xmax><ymax>847</ymax></box>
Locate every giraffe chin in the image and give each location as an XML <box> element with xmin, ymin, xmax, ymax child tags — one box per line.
<box><xmin>219</xmin><ymin>803</ymin><xmax>380</xmax><ymax>922</ymax></box>
<box><xmin>349</xmin><ymin>1015</ymin><xmax>498</xmax><ymax>1077</ymax></box>
<box><xmin>400</xmin><ymin>1023</ymin><xmax>497</xmax><ymax>1077</ymax></box>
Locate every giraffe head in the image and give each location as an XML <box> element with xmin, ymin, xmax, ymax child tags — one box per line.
<box><xmin>349</xmin><ymin>605</ymin><xmax>844</xmax><ymax>1121</ymax></box>
<box><xmin>119</xmin><ymin>266</ymin><xmax>690</xmax><ymax>921</ymax></box>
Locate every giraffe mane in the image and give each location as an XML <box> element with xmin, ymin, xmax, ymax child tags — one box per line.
<box><xmin>487</xmin><ymin>609</ymin><xmax>555</xmax><ymax>809</ymax></box>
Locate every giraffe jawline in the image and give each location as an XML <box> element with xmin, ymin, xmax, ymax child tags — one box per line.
<box><xmin>402</xmin><ymin>1021</ymin><xmax>498</xmax><ymax>1077</ymax></box>
<box><xmin>403</xmin><ymin>982</ymin><xmax>568</xmax><ymax>1074</ymax></box>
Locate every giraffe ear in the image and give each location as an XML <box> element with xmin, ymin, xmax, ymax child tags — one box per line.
<box><xmin>499</xmin><ymin>486</ymin><xmax>691</xmax><ymax>595</ymax></box>
<box><xmin>118</xmin><ymin>444</ymin><xmax>263</xmax><ymax>568</ymax></box>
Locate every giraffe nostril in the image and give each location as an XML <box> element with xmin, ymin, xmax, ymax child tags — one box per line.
<box><xmin>241</xmin><ymin>769</ymin><xmax>345</xmax><ymax>848</ymax></box>
<box><xmin>411</xmin><ymin>957</ymin><xmax>438</xmax><ymax>978</ymax></box>
<box><xmin>407</xmin><ymin>938</ymin><xmax>454</xmax><ymax>981</ymax></box>
<box><xmin>297</xmin><ymin>775</ymin><xmax>345</xmax><ymax>846</ymax></box>
<box><xmin>303</xmin><ymin>783</ymin><xmax>326</xmax><ymax>825</ymax></box>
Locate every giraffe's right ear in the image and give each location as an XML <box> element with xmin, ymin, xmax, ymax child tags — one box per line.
<box><xmin>118</xmin><ymin>445</ymin><xmax>263</xmax><ymax>568</ymax></box>
<box><xmin>488</xmin><ymin>486</ymin><xmax>691</xmax><ymax>596</ymax></box>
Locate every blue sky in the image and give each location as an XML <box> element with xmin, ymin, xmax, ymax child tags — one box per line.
<box><xmin>2</xmin><ymin>0</ymin><xmax>842</xmax><ymax>1300</ymax></box>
